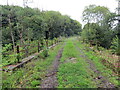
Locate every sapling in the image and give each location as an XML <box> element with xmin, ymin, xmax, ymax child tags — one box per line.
<box><xmin>43</xmin><ymin>47</ymin><xmax>49</xmax><ymax>57</ymax></box>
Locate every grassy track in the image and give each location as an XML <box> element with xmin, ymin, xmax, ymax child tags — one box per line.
<box><xmin>57</xmin><ymin>37</ymin><xmax>119</xmax><ymax>88</ymax></box>
<box><xmin>2</xmin><ymin>37</ymin><xmax>119</xmax><ymax>88</ymax></box>
<box><xmin>75</xmin><ymin>38</ymin><xmax>119</xmax><ymax>86</ymax></box>
<box><xmin>2</xmin><ymin>42</ymin><xmax>63</xmax><ymax>88</ymax></box>
<box><xmin>57</xmin><ymin>37</ymin><xmax>97</xmax><ymax>88</ymax></box>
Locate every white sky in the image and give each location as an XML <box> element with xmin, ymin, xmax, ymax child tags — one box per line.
<box><xmin>0</xmin><ymin>0</ymin><xmax>118</xmax><ymax>25</ymax></box>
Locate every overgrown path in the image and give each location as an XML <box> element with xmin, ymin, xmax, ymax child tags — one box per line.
<box><xmin>2</xmin><ymin>42</ymin><xmax>64</xmax><ymax>88</ymax></box>
<box><xmin>41</xmin><ymin>44</ymin><xmax>64</xmax><ymax>88</ymax></box>
<box><xmin>56</xmin><ymin>37</ymin><xmax>118</xmax><ymax>88</ymax></box>
<box><xmin>2</xmin><ymin>37</ymin><xmax>119</xmax><ymax>88</ymax></box>
<box><xmin>74</xmin><ymin>42</ymin><xmax>115</xmax><ymax>88</ymax></box>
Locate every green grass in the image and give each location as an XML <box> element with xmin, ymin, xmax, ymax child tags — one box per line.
<box><xmin>2</xmin><ymin>37</ymin><xmax>119</xmax><ymax>88</ymax></box>
<box><xmin>76</xmin><ymin>39</ymin><xmax>119</xmax><ymax>87</ymax></box>
<box><xmin>57</xmin><ymin>37</ymin><xmax>97</xmax><ymax>88</ymax></box>
<box><xmin>2</xmin><ymin>42</ymin><xmax>63</xmax><ymax>88</ymax></box>
<box><xmin>84</xmin><ymin>51</ymin><xmax>119</xmax><ymax>86</ymax></box>
<box><xmin>60</xmin><ymin>38</ymin><xmax>77</xmax><ymax>63</ymax></box>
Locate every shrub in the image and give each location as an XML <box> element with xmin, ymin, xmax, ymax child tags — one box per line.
<box><xmin>31</xmin><ymin>80</ymin><xmax>40</xmax><ymax>87</ymax></box>
<box><xmin>42</xmin><ymin>47</ymin><xmax>48</xmax><ymax>57</ymax></box>
<box><xmin>110</xmin><ymin>36</ymin><xmax>119</xmax><ymax>55</ymax></box>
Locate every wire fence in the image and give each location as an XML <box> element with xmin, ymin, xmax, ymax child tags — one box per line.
<box><xmin>2</xmin><ymin>39</ymin><xmax>60</xmax><ymax>66</ymax></box>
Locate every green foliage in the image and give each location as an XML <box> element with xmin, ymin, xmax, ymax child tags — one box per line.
<box><xmin>77</xmin><ymin>39</ymin><xmax>119</xmax><ymax>86</ymax></box>
<box><xmin>83</xmin><ymin>5</ymin><xmax>110</xmax><ymax>23</ymax></box>
<box><xmin>2</xmin><ymin>43</ymin><xmax>62</xmax><ymax>88</ymax></box>
<box><xmin>31</xmin><ymin>80</ymin><xmax>40</xmax><ymax>87</ymax></box>
<box><xmin>1</xmin><ymin>5</ymin><xmax>82</xmax><ymax>66</ymax></box>
<box><xmin>85</xmin><ymin>50</ymin><xmax>119</xmax><ymax>86</ymax></box>
<box><xmin>110</xmin><ymin>36</ymin><xmax>119</xmax><ymax>55</ymax></box>
<box><xmin>42</xmin><ymin>47</ymin><xmax>49</xmax><ymax>57</ymax></box>
<box><xmin>81</xmin><ymin>23</ymin><xmax>101</xmax><ymax>44</ymax></box>
<box><xmin>60</xmin><ymin>38</ymin><xmax>76</xmax><ymax>62</ymax></box>
<box><xmin>1</xmin><ymin>5</ymin><xmax>82</xmax><ymax>45</ymax></box>
<box><xmin>2</xmin><ymin>43</ymin><xmax>12</xmax><ymax>55</ymax></box>
<box><xmin>82</xmin><ymin>4</ymin><xmax>118</xmax><ymax>54</ymax></box>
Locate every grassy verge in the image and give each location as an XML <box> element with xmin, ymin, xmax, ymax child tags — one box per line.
<box><xmin>76</xmin><ymin>39</ymin><xmax>119</xmax><ymax>87</ymax></box>
<box><xmin>2</xmin><ymin>42</ymin><xmax>63</xmax><ymax>88</ymax></box>
<box><xmin>57</xmin><ymin>37</ymin><xmax>97</xmax><ymax>88</ymax></box>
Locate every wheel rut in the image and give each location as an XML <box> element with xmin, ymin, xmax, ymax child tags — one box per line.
<box><xmin>74</xmin><ymin>43</ymin><xmax>115</xmax><ymax>88</ymax></box>
<box><xmin>41</xmin><ymin>46</ymin><xmax>64</xmax><ymax>88</ymax></box>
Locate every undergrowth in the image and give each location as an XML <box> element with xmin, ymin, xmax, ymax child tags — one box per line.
<box><xmin>2</xmin><ymin>42</ymin><xmax>63</xmax><ymax>88</ymax></box>
<box><xmin>77</xmin><ymin>39</ymin><xmax>119</xmax><ymax>87</ymax></box>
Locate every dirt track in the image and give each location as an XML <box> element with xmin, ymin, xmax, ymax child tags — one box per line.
<box><xmin>75</xmin><ymin>43</ymin><xmax>115</xmax><ymax>88</ymax></box>
<box><xmin>41</xmin><ymin>47</ymin><xmax>64</xmax><ymax>88</ymax></box>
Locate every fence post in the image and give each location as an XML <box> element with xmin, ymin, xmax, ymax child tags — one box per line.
<box><xmin>46</xmin><ymin>39</ymin><xmax>48</xmax><ymax>49</ymax></box>
<box><xmin>16</xmin><ymin>45</ymin><xmax>20</xmax><ymax>62</ymax></box>
<box><xmin>25</xmin><ymin>45</ymin><xmax>29</xmax><ymax>57</ymax></box>
<box><xmin>57</xmin><ymin>38</ymin><xmax>58</xmax><ymax>43</ymax></box>
<box><xmin>41</xmin><ymin>41</ymin><xmax>44</xmax><ymax>50</ymax></box>
<box><xmin>52</xmin><ymin>39</ymin><xmax>53</xmax><ymax>45</ymax></box>
<box><xmin>55</xmin><ymin>39</ymin><xmax>56</xmax><ymax>44</ymax></box>
<box><xmin>45</xmin><ymin>31</ymin><xmax>49</xmax><ymax>49</ymax></box>
<box><xmin>38</xmin><ymin>41</ymin><xmax>40</xmax><ymax>52</ymax></box>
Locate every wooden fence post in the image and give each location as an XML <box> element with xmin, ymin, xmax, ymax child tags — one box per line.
<box><xmin>41</xmin><ymin>41</ymin><xmax>44</xmax><ymax>49</ymax></box>
<box><xmin>52</xmin><ymin>39</ymin><xmax>53</xmax><ymax>45</ymax></box>
<box><xmin>45</xmin><ymin>31</ymin><xmax>49</xmax><ymax>49</ymax></box>
<box><xmin>55</xmin><ymin>39</ymin><xmax>56</xmax><ymax>44</ymax></box>
<box><xmin>38</xmin><ymin>41</ymin><xmax>40</xmax><ymax>52</ymax></box>
<box><xmin>57</xmin><ymin>38</ymin><xmax>58</xmax><ymax>43</ymax></box>
<box><xmin>17</xmin><ymin>45</ymin><xmax>20</xmax><ymax>62</ymax></box>
<box><xmin>46</xmin><ymin>39</ymin><xmax>48</xmax><ymax>49</ymax></box>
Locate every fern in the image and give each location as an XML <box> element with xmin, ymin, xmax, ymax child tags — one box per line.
<box><xmin>110</xmin><ymin>36</ymin><xmax>118</xmax><ymax>54</ymax></box>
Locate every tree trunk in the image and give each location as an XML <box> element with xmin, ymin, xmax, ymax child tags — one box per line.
<box><xmin>17</xmin><ymin>26</ymin><xmax>29</xmax><ymax>57</ymax></box>
<box><xmin>8</xmin><ymin>15</ymin><xmax>15</xmax><ymax>53</ymax></box>
<box><xmin>118</xmin><ymin>0</ymin><xmax>120</xmax><ymax>55</ymax></box>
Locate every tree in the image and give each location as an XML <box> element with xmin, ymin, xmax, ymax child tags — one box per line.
<box><xmin>82</xmin><ymin>5</ymin><xmax>115</xmax><ymax>49</ymax></box>
<box><xmin>1</xmin><ymin>5</ymin><xmax>82</xmax><ymax>47</ymax></box>
<box><xmin>81</xmin><ymin>23</ymin><xmax>100</xmax><ymax>45</ymax></box>
<box><xmin>82</xmin><ymin>5</ymin><xmax>110</xmax><ymax>25</ymax></box>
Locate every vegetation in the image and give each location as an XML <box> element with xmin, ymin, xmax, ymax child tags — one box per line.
<box><xmin>57</xmin><ymin>37</ymin><xmax>119</xmax><ymax>88</ymax></box>
<box><xmin>81</xmin><ymin>4</ymin><xmax>119</xmax><ymax>54</ymax></box>
<box><xmin>1</xmin><ymin>2</ymin><xmax>119</xmax><ymax>89</ymax></box>
<box><xmin>1</xmin><ymin>5</ymin><xmax>82</xmax><ymax>45</ymax></box>
<box><xmin>76</xmin><ymin>39</ymin><xmax>119</xmax><ymax>86</ymax></box>
<box><xmin>1</xmin><ymin>5</ymin><xmax>82</xmax><ymax>66</ymax></box>
<box><xmin>2</xmin><ymin>43</ymin><xmax>63</xmax><ymax>88</ymax></box>
<box><xmin>57</xmin><ymin>38</ymin><xmax>97</xmax><ymax>88</ymax></box>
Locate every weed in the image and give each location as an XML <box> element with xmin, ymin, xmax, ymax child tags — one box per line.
<box><xmin>31</xmin><ymin>80</ymin><xmax>40</xmax><ymax>87</ymax></box>
<box><xmin>77</xmin><ymin>39</ymin><xmax>119</xmax><ymax>87</ymax></box>
<box><xmin>2</xmin><ymin>42</ymin><xmax>63</xmax><ymax>88</ymax></box>
<box><xmin>57</xmin><ymin>37</ymin><xmax>96</xmax><ymax>88</ymax></box>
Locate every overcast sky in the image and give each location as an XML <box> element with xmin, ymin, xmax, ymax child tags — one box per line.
<box><xmin>0</xmin><ymin>0</ymin><xmax>118</xmax><ymax>24</ymax></box>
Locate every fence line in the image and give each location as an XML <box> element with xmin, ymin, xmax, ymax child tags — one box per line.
<box><xmin>2</xmin><ymin>39</ymin><xmax>60</xmax><ymax>65</ymax></box>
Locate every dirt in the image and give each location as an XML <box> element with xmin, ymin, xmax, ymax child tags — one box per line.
<box><xmin>41</xmin><ymin>47</ymin><xmax>64</xmax><ymax>88</ymax></box>
<box><xmin>64</xmin><ymin>57</ymin><xmax>77</xmax><ymax>64</ymax></box>
<box><xmin>75</xmin><ymin>44</ymin><xmax>116</xmax><ymax>88</ymax></box>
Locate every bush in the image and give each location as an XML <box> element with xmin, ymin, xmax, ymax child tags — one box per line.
<box><xmin>42</xmin><ymin>47</ymin><xmax>48</xmax><ymax>57</ymax></box>
<box><xmin>110</xmin><ymin>36</ymin><xmax>119</xmax><ymax>55</ymax></box>
<box><xmin>31</xmin><ymin>80</ymin><xmax>40</xmax><ymax>87</ymax></box>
